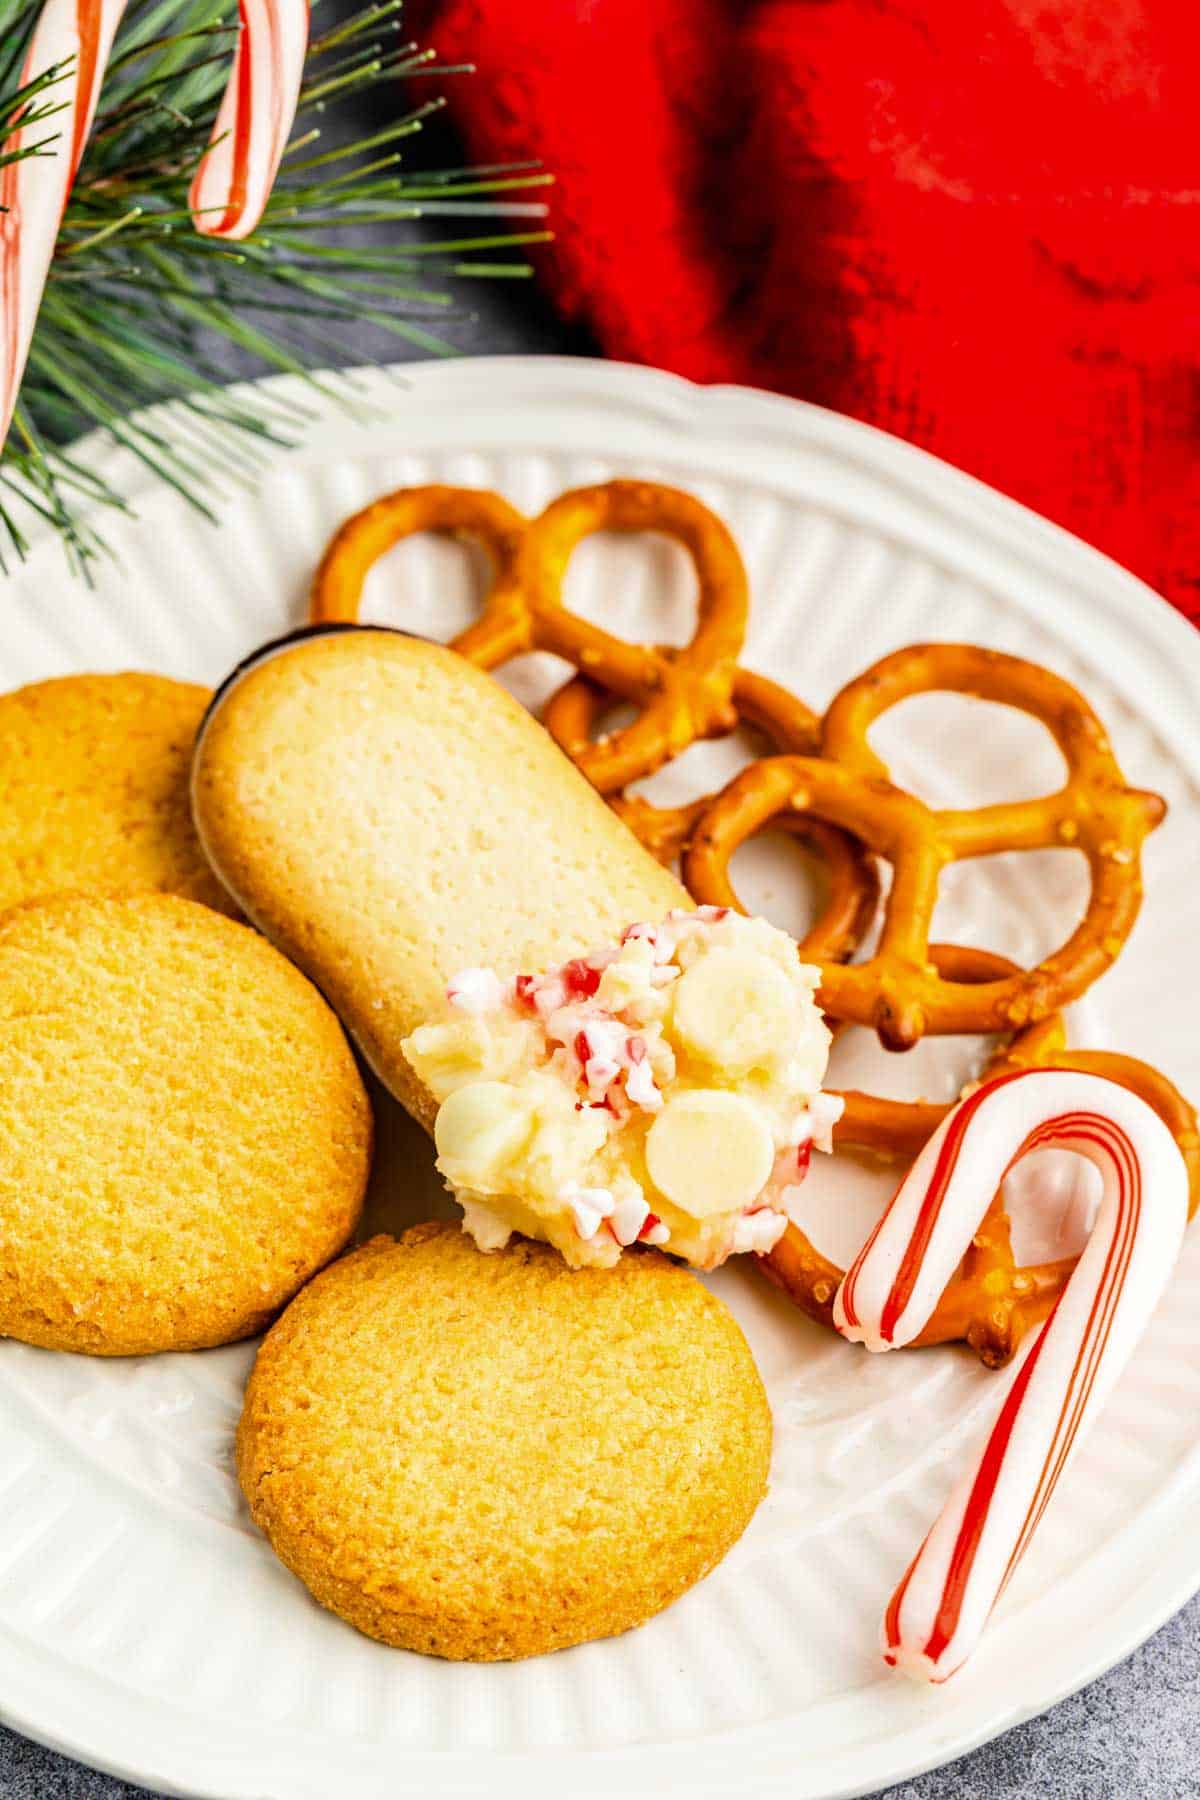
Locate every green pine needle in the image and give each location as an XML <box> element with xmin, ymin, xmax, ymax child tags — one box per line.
<box><xmin>0</xmin><ymin>0</ymin><xmax>549</xmax><ymax>575</ymax></box>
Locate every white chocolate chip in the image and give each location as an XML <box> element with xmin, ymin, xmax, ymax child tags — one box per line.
<box><xmin>405</xmin><ymin>908</ymin><xmax>836</xmax><ymax>1275</ymax></box>
<box><xmin>645</xmin><ymin>1089</ymin><xmax>776</xmax><ymax>1218</ymax></box>
<box><xmin>434</xmin><ymin>1081</ymin><xmax>535</xmax><ymax>1171</ymax></box>
<box><xmin>671</xmin><ymin>948</ymin><xmax>797</xmax><ymax>1074</ymax></box>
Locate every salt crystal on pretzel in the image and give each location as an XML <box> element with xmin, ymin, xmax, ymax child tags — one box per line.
<box><xmin>189</xmin><ymin>0</ymin><xmax>308</xmax><ymax>241</ymax></box>
<box><xmin>833</xmin><ymin>1066</ymin><xmax>1187</xmax><ymax>1682</ymax></box>
<box><xmin>1</xmin><ymin>0</ymin><xmax>128</xmax><ymax>452</ymax></box>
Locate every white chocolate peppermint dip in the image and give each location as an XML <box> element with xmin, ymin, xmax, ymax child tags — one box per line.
<box><xmin>402</xmin><ymin>907</ymin><xmax>841</xmax><ymax>1270</ymax></box>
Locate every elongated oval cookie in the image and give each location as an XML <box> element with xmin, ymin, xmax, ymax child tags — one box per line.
<box><xmin>191</xmin><ymin>627</ymin><xmax>688</xmax><ymax>1129</ymax></box>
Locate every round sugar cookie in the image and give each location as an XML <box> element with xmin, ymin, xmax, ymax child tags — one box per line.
<box><xmin>238</xmin><ymin>1223</ymin><xmax>772</xmax><ymax>1660</ymax></box>
<box><xmin>0</xmin><ymin>893</ymin><xmax>371</xmax><ymax>1355</ymax></box>
<box><xmin>0</xmin><ymin>672</ymin><xmax>235</xmax><ymax>916</ymax></box>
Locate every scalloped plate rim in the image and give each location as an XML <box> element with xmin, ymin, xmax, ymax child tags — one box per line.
<box><xmin>1</xmin><ymin>354</ymin><xmax>1198</xmax><ymax>1800</ymax></box>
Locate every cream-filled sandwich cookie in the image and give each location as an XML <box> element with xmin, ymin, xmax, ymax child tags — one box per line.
<box><xmin>406</xmin><ymin>907</ymin><xmax>842</xmax><ymax>1269</ymax></box>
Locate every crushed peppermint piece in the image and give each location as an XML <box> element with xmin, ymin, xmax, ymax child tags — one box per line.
<box><xmin>531</xmin><ymin>975</ymin><xmax>568</xmax><ymax>1017</ymax></box>
<box><xmin>609</xmin><ymin>1191</ymin><xmax>650</xmax><ymax>1246</ymax></box>
<box><xmin>730</xmin><ymin>1210</ymin><xmax>789</xmax><ymax>1255</ymax></box>
<box><xmin>790</xmin><ymin>1091</ymin><xmax>844</xmax><ymax>1155</ymax></box>
<box><xmin>570</xmin><ymin>1202</ymin><xmax>604</xmax><ymax>1240</ymax></box>
<box><xmin>806</xmin><ymin>1091</ymin><xmax>845</xmax><ymax>1153</ymax></box>
<box><xmin>561</xmin><ymin>957</ymin><xmax>603</xmax><ymax>1000</ymax></box>
<box><xmin>446</xmin><ymin>967</ymin><xmax>507</xmax><ymax>1014</ymax></box>
<box><xmin>624</xmin><ymin>1057</ymin><xmax>662</xmax><ymax>1111</ymax></box>
<box><xmin>407</xmin><ymin>908</ymin><xmax>835</xmax><ymax>1274</ymax></box>
<box><xmin>561</xmin><ymin>1182</ymin><xmax>615</xmax><ymax>1241</ymax></box>
<box><xmin>586</xmin><ymin>1058</ymin><xmax>623</xmax><ymax>1096</ymax></box>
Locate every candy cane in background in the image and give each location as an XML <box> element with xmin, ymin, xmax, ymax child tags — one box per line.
<box><xmin>189</xmin><ymin>0</ymin><xmax>309</xmax><ymax>241</ymax></box>
<box><xmin>0</xmin><ymin>0</ymin><xmax>128</xmax><ymax>451</ymax></box>
<box><xmin>834</xmin><ymin>1068</ymin><xmax>1188</xmax><ymax>1684</ymax></box>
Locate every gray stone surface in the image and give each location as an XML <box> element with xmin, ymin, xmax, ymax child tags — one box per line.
<box><xmin>7</xmin><ymin>37</ymin><xmax>1197</xmax><ymax>1800</ymax></box>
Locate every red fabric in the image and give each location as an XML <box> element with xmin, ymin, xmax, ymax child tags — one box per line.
<box><xmin>412</xmin><ymin>1</ymin><xmax>1200</xmax><ymax>620</ymax></box>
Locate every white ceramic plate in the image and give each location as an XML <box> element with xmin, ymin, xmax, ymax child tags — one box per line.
<box><xmin>2</xmin><ymin>357</ymin><xmax>1198</xmax><ymax>1800</ymax></box>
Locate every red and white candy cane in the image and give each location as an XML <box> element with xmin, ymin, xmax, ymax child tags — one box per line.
<box><xmin>189</xmin><ymin>0</ymin><xmax>308</xmax><ymax>241</ymax></box>
<box><xmin>0</xmin><ymin>0</ymin><xmax>128</xmax><ymax>450</ymax></box>
<box><xmin>834</xmin><ymin>1067</ymin><xmax>1187</xmax><ymax>1683</ymax></box>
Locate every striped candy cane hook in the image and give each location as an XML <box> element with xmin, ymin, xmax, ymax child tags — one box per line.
<box><xmin>834</xmin><ymin>1068</ymin><xmax>1187</xmax><ymax>1682</ymax></box>
<box><xmin>0</xmin><ymin>0</ymin><xmax>128</xmax><ymax>452</ymax></box>
<box><xmin>188</xmin><ymin>0</ymin><xmax>309</xmax><ymax>241</ymax></box>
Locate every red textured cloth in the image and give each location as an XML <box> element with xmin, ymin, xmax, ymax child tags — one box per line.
<box><xmin>412</xmin><ymin>1</ymin><xmax>1200</xmax><ymax>620</ymax></box>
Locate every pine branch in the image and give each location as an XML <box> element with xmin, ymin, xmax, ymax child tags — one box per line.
<box><xmin>0</xmin><ymin>0</ymin><xmax>550</xmax><ymax>575</ymax></box>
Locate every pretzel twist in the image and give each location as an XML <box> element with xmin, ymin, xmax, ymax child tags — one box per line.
<box><xmin>310</xmin><ymin>479</ymin><xmax>749</xmax><ymax>792</ymax></box>
<box><xmin>760</xmin><ymin>945</ymin><xmax>1199</xmax><ymax>1366</ymax></box>
<box><xmin>513</xmin><ymin>482</ymin><xmax>749</xmax><ymax>791</ymax></box>
<box><xmin>685</xmin><ymin>644</ymin><xmax>1165</xmax><ymax>1048</ymax></box>
<box><xmin>310</xmin><ymin>487</ymin><xmax>1192</xmax><ymax>1367</ymax></box>
<box><xmin>543</xmin><ymin>663</ymin><xmax>879</xmax><ymax>964</ymax></box>
<box><xmin>309</xmin><ymin>479</ymin><xmax>879</xmax><ymax>968</ymax></box>
<box><xmin>311</xmin><ymin>485</ymin><xmax>530</xmax><ymax>661</ymax></box>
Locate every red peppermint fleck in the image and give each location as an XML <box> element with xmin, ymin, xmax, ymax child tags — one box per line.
<box><xmin>513</xmin><ymin>974</ymin><xmax>538</xmax><ymax>1009</ymax></box>
<box><xmin>796</xmin><ymin>1142</ymin><xmax>813</xmax><ymax>1176</ymax></box>
<box><xmin>574</xmin><ymin>1030</ymin><xmax>591</xmax><ymax>1065</ymax></box>
<box><xmin>626</xmin><ymin>1035</ymin><xmax>646</xmax><ymax>1064</ymax></box>
<box><xmin>638</xmin><ymin>1212</ymin><xmax>663</xmax><ymax>1240</ymax></box>
<box><xmin>562</xmin><ymin>958</ymin><xmax>601</xmax><ymax>999</ymax></box>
